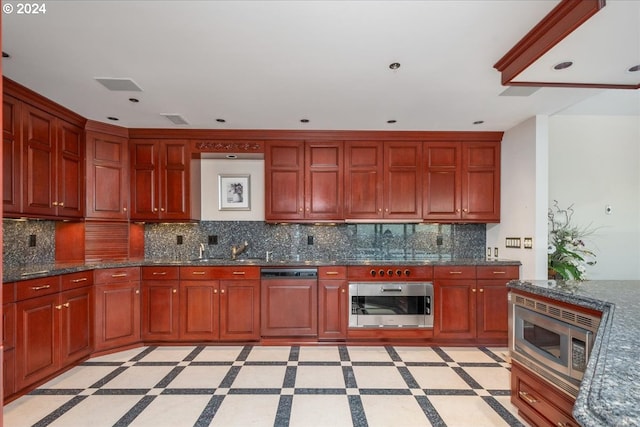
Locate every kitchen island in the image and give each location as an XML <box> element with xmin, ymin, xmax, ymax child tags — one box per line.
<box><xmin>507</xmin><ymin>280</ymin><xmax>640</xmax><ymax>427</ymax></box>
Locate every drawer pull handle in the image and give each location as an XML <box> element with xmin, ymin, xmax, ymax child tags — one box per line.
<box><xmin>152</xmin><ymin>272</ymin><xmax>167</xmax><ymax>276</ymax></box>
<box><xmin>71</xmin><ymin>278</ymin><xmax>88</xmax><ymax>283</ymax></box>
<box><xmin>325</xmin><ymin>271</ymin><xmax>339</xmax><ymax>275</ymax></box>
<box><xmin>192</xmin><ymin>271</ymin><xmax>206</xmax><ymax>275</ymax></box>
<box><xmin>232</xmin><ymin>271</ymin><xmax>246</xmax><ymax>275</ymax></box>
<box><xmin>31</xmin><ymin>285</ymin><xmax>51</xmax><ymax>291</ymax></box>
<box><xmin>493</xmin><ymin>271</ymin><xmax>506</xmax><ymax>274</ymax></box>
<box><xmin>449</xmin><ymin>271</ymin><xmax>462</xmax><ymax>275</ymax></box>
<box><xmin>518</xmin><ymin>391</ymin><xmax>538</xmax><ymax>404</ymax></box>
<box><xmin>111</xmin><ymin>273</ymin><xmax>127</xmax><ymax>278</ymax></box>
<box><xmin>557</xmin><ymin>423</ymin><xmax>571</xmax><ymax>427</ymax></box>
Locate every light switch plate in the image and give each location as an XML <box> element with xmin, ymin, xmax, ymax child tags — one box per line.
<box><xmin>523</xmin><ymin>237</ymin><xmax>533</xmax><ymax>249</ymax></box>
<box><xmin>505</xmin><ymin>237</ymin><xmax>521</xmax><ymax>248</ymax></box>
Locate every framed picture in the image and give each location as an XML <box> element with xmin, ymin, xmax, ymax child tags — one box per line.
<box><xmin>218</xmin><ymin>174</ymin><xmax>251</xmax><ymax>210</ymax></box>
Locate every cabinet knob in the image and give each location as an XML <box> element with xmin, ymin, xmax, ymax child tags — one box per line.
<box><xmin>214</xmin><ymin>289</ymin><xmax>218</xmax><ymax>294</ymax></box>
<box><xmin>299</xmin><ymin>208</ymin><xmax>303</xmax><ymax>212</ymax></box>
<box><xmin>472</xmin><ymin>288</ymin><xmax>476</xmax><ymax>293</ymax></box>
<box><xmin>52</xmin><ymin>201</ymin><xmax>58</xmax><ymax>206</ymax></box>
<box><xmin>378</xmin><ymin>208</ymin><xmax>382</xmax><ymax>212</ymax></box>
<box><xmin>172</xmin><ymin>289</ymin><xmax>177</xmax><ymax>294</ymax></box>
<box><xmin>456</xmin><ymin>209</ymin><xmax>461</xmax><ymax>213</ymax></box>
<box><xmin>161</xmin><ymin>208</ymin><xmax>165</xmax><ymax>212</ymax></box>
<box><xmin>55</xmin><ymin>304</ymin><xmax>62</xmax><ymax>310</ymax></box>
<box><xmin>63</xmin><ymin>302</ymin><xmax>70</xmax><ymax>308</ymax></box>
<box><xmin>463</xmin><ymin>208</ymin><xmax>468</xmax><ymax>213</ymax></box>
<box><xmin>154</xmin><ymin>208</ymin><xmax>158</xmax><ymax>212</ymax></box>
<box><xmin>479</xmin><ymin>288</ymin><xmax>484</xmax><ymax>293</ymax></box>
<box><xmin>341</xmin><ymin>288</ymin><xmax>346</xmax><ymax>293</ymax></box>
<box><xmin>59</xmin><ymin>202</ymin><xmax>64</xmax><ymax>207</ymax></box>
<box><xmin>135</xmin><ymin>289</ymin><xmax>140</xmax><ymax>294</ymax></box>
<box><xmin>123</xmin><ymin>207</ymin><xmax>128</xmax><ymax>212</ymax></box>
<box><xmin>221</xmin><ymin>289</ymin><xmax>225</xmax><ymax>294</ymax></box>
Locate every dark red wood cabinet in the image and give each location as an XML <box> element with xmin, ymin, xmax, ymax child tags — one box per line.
<box><xmin>318</xmin><ymin>267</ymin><xmax>348</xmax><ymax>340</ymax></box>
<box><xmin>93</xmin><ymin>268</ymin><xmax>141</xmax><ymax>352</ymax></box>
<box><xmin>434</xmin><ymin>265</ymin><xmax>518</xmax><ymax>342</ymax></box>
<box><xmin>3</xmin><ymin>95</ymin><xmax>22</xmax><ymax>214</ymax></box>
<box><xmin>344</xmin><ymin>141</ymin><xmax>383</xmax><ymax>219</ymax></box>
<box><xmin>85</xmin><ymin>129</ymin><xmax>130</xmax><ymax>220</ymax></box>
<box><xmin>141</xmin><ymin>267</ymin><xmax>180</xmax><ymax>341</ymax></box>
<box><xmin>261</xmin><ymin>276</ymin><xmax>318</xmax><ymax>337</ymax></box>
<box><xmin>130</xmin><ymin>139</ymin><xmax>194</xmax><ymax>221</ymax></box>
<box><xmin>265</xmin><ymin>141</ymin><xmax>305</xmax><ymax>221</ymax></box>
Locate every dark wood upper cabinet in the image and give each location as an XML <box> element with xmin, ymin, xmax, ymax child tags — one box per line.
<box><xmin>424</xmin><ymin>141</ymin><xmax>500</xmax><ymax>222</ymax></box>
<box><xmin>305</xmin><ymin>141</ymin><xmax>343</xmax><ymax>220</ymax></box>
<box><xmin>56</xmin><ymin>120</ymin><xmax>84</xmax><ymax>218</ymax></box>
<box><xmin>383</xmin><ymin>141</ymin><xmax>422</xmax><ymax>219</ymax></box>
<box><xmin>344</xmin><ymin>141</ymin><xmax>383</xmax><ymax>219</ymax></box>
<box><xmin>265</xmin><ymin>141</ymin><xmax>305</xmax><ymax>221</ymax></box>
<box><xmin>3</xmin><ymin>94</ymin><xmax>22</xmax><ymax>214</ymax></box>
<box><xmin>130</xmin><ymin>139</ymin><xmax>195</xmax><ymax>221</ymax></box>
<box><xmin>85</xmin><ymin>128</ymin><xmax>129</xmax><ymax>220</ymax></box>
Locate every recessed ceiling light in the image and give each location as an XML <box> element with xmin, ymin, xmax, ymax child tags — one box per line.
<box><xmin>627</xmin><ymin>64</ymin><xmax>640</xmax><ymax>73</ymax></box>
<box><xmin>389</xmin><ymin>62</ymin><xmax>401</xmax><ymax>70</ymax></box>
<box><xmin>553</xmin><ymin>61</ymin><xmax>573</xmax><ymax>70</ymax></box>
<box><xmin>216</xmin><ymin>118</ymin><xmax>226</xmax><ymax>123</ymax></box>
<box><xmin>226</xmin><ymin>154</ymin><xmax>238</xmax><ymax>159</ymax></box>
<box><xmin>2</xmin><ymin>52</ymin><xmax>10</xmax><ymax>58</ymax></box>
<box><xmin>473</xmin><ymin>120</ymin><xmax>484</xmax><ymax>125</ymax></box>
<box><xmin>300</xmin><ymin>119</ymin><xmax>309</xmax><ymax>123</ymax></box>
<box><xmin>107</xmin><ymin>116</ymin><xmax>119</xmax><ymax>121</ymax></box>
<box><xmin>387</xmin><ymin>120</ymin><xmax>397</xmax><ymax>124</ymax></box>
<box><xmin>128</xmin><ymin>98</ymin><xmax>139</xmax><ymax>103</ymax></box>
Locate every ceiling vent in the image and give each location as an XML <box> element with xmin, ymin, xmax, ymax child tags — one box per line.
<box><xmin>161</xmin><ymin>114</ymin><xmax>189</xmax><ymax>125</ymax></box>
<box><xmin>499</xmin><ymin>86</ymin><xmax>541</xmax><ymax>97</ymax></box>
<box><xmin>95</xmin><ymin>77</ymin><xmax>143</xmax><ymax>91</ymax></box>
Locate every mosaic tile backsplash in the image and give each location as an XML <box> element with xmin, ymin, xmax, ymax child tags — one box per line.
<box><xmin>144</xmin><ymin>222</ymin><xmax>486</xmax><ymax>262</ymax></box>
<box><xmin>3</xmin><ymin>220</ymin><xmax>486</xmax><ymax>268</ymax></box>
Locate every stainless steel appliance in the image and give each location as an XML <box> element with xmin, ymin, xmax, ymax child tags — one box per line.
<box><xmin>509</xmin><ymin>292</ymin><xmax>600</xmax><ymax>397</ymax></box>
<box><xmin>349</xmin><ymin>267</ymin><xmax>433</xmax><ymax>328</ymax></box>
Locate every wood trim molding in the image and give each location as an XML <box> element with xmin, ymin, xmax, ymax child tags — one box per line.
<box><xmin>84</xmin><ymin>120</ymin><xmax>130</xmax><ymax>138</ymax></box>
<box><xmin>492</xmin><ymin>0</ymin><xmax>637</xmax><ymax>89</ymax></box>
<box><xmin>130</xmin><ymin>128</ymin><xmax>504</xmax><ymax>142</ymax></box>
<box><xmin>3</xmin><ymin>77</ymin><xmax>87</xmax><ymax>125</ymax></box>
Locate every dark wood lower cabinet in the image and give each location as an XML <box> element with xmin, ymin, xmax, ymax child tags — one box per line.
<box><xmin>94</xmin><ymin>281</ymin><xmax>141</xmax><ymax>352</ymax></box>
<box><xmin>511</xmin><ymin>360</ymin><xmax>578</xmax><ymax>427</ymax></box>
<box><xmin>180</xmin><ymin>280</ymin><xmax>219</xmax><ymax>341</ymax></box>
<box><xmin>219</xmin><ymin>280</ymin><xmax>260</xmax><ymax>341</ymax></box>
<box><xmin>141</xmin><ymin>267</ymin><xmax>180</xmax><ymax>342</ymax></box>
<box><xmin>318</xmin><ymin>267</ymin><xmax>348</xmax><ymax>340</ymax></box>
<box><xmin>261</xmin><ymin>278</ymin><xmax>318</xmax><ymax>337</ymax></box>
<box><xmin>59</xmin><ymin>286</ymin><xmax>93</xmax><ymax>367</ymax></box>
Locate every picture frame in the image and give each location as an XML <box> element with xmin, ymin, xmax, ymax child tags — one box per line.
<box><xmin>218</xmin><ymin>174</ymin><xmax>251</xmax><ymax>211</ymax></box>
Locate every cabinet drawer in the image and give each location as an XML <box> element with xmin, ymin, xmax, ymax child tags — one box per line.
<box><xmin>3</xmin><ymin>283</ymin><xmax>16</xmax><ymax>304</ymax></box>
<box><xmin>434</xmin><ymin>266</ymin><xmax>476</xmax><ymax>279</ymax></box>
<box><xmin>319</xmin><ymin>266</ymin><xmax>347</xmax><ymax>279</ymax></box>
<box><xmin>217</xmin><ymin>267</ymin><xmax>260</xmax><ymax>280</ymax></box>
<box><xmin>61</xmin><ymin>271</ymin><xmax>94</xmax><ymax>291</ymax></box>
<box><xmin>16</xmin><ymin>276</ymin><xmax>61</xmax><ymax>300</ymax></box>
<box><xmin>142</xmin><ymin>266</ymin><xmax>180</xmax><ymax>281</ymax></box>
<box><xmin>180</xmin><ymin>267</ymin><xmax>218</xmax><ymax>280</ymax></box>
<box><xmin>477</xmin><ymin>265</ymin><xmax>519</xmax><ymax>279</ymax></box>
<box><xmin>95</xmin><ymin>267</ymin><xmax>140</xmax><ymax>284</ymax></box>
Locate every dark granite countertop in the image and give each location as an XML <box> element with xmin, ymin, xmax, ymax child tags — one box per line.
<box><xmin>3</xmin><ymin>258</ymin><xmax>520</xmax><ymax>283</ymax></box>
<box><xmin>508</xmin><ymin>279</ymin><xmax>640</xmax><ymax>427</ymax></box>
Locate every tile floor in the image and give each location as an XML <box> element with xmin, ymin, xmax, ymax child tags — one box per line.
<box><xmin>4</xmin><ymin>345</ymin><xmax>529</xmax><ymax>427</ymax></box>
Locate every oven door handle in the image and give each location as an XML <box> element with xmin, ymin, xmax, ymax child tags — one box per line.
<box><xmin>380</xmin><ymin>286</ymin><xmax>403</xmax><ymax>292</ymax></box>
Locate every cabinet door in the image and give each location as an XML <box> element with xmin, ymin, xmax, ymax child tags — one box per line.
<box><xmin>344</xmin><ymin>141</ymin><xmax>383</xmax><ymax>219</ymax></box>
<box><xmin>60</xmin><ymin>287</ymin><xmax>92</xmax><ymax>366</ymax></box>
<box><xmin>3</xmin><ymin>302</ymin><xmax>17</xmax><ymax>398</ymax></box>
<box><xmin>384</xmin><ymin>141</ymin><xmax>422</xmax><ymax>219</ymax></box>
<box><xmin>261</xmin><ymin>279</ymin><xmax>318</xmax><ymax>337</ymax></box>
<box><xmin>423</xmin><ymin>142</ymin><xmax>462</xmax><ymax>220</ymax></box>
<box><xmin>476</xmin><ymin>280</ymin><xmax>509</xmax><ymax>340</ymax></box>
<box><xmin>94</xmin><ymin>282</ymin><xmax>140</xmax><ymax>351</ymax></box>
<box><xmin>3</xmin><ymin>94</ymin><xmax>22</xmax><ymax>214</ymax></box>
<box><xmin>56</xmin><ymin>120</ymin><xmax>84</xmax><ymax>218</ymax></box>
<box><xmin>180</xmin><ymin>281</ymin><xmax>219</xmax><ymax>341</ymax></box>
<box><xmin>86</xmin><ymin>131</ymin><xmax>129</xmax><ymax>219</ymax></box>
<box><xmin>434</xmin><ymin>279</ymin><xmax>476</xmax><ymax>339</ymax></box>
<box><xmin>141</xmin><ymin>281</ymin><xmax>180</xmax><ymax>341</ymax></box>
<box><xmin>318</xmin><ymin>279</ymin><xmax>348</xmax><ymax>340</ymax></box>
<box><xmin>305</xmin><ymin>141</ymin><xmax>343</xmax><ymax>220</ymax></box>
<box><xmin>462</xmin><ymin>141</ymin><xmax>500</xmax><ymax>222</ymax></box>
<box><xmin>265</xmin><ymin>141</ymin><xmax>304</xmax><ymax>220</ymax></box>
<box><xmin>160</xmin><ymin>140</ymin><xmax>190</xmax><ymax>220</ymax></box>
<box><xmin>16</xmin><ymin>294</ymin><xmax>60</xmax><ymax>391</ymax></box>
<box><xmin>219</xmin><ymin>280</ymin><xmax>260</xmax><ymax>341</ymax></box>
<box><xmin>130</xmin><ymin>140</ymin><xmax>158</xmax><ymax>219</ymax></box>
<box><xmin>22</xmin><ymin>104</ymin><xmax>56</xmax><ymax>216</ymax></box>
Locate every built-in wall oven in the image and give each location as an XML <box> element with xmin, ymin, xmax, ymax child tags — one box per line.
<box><xmin>509</xmin><ymin>291</ymin><xmax>600</xmax><ymax>397</ymax></box>
<box><xmin>348</xmin><ymin>266</ymin><xmax>433</xmax><ymax>328</ymax></box>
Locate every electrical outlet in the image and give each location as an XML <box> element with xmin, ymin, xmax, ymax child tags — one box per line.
<box><xmin>208</xmin><ymin>235</ymin><xmax>218</xmax><ymax>245</ymax></box>
<box><xmin>436</xmin><ymin>235</ymin><xmax>443</xmax><ymax>246</ymax></box>
<box><xmin>29</xmin><ymin>234</ymin><xmax>36</xmax><ymax>247</ymax></box>
<box><xmin>177</xmin><ymin>235</ymin><xmax>183</xmax><ymax>245</ymax></box>
<box><xmin>307</xmin><ymin>235</ymin><xmax>314</xmax><ymax>245</ymax></box>
<box><xmin>523</xmin><ymin>237</ymin><xmax>533</xmax><ymax>249</ymax></box>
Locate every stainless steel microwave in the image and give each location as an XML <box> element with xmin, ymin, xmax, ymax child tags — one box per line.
<box><xmin>509</xmin><ymin>293</ymin><xmax>600</xmax><ymax>397</ymax></box>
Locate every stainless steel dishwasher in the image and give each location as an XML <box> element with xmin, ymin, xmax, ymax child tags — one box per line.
<box><xmin>260</xmin><ymin>268</ymin><xmax>319</xmax><ymax>337</ymax></box>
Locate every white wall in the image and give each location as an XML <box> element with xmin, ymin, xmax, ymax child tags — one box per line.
<box><xmin>487</xmin><ymin>116</ymin><xmax>549</xmax><ymax>280</ymax></box>
<box><xmin>548</xmin><ymin>115</ymin><xmax>640</xmax><ymax>279</ymax></box>
<box><xmin>200</xmin><ymin>159</ymin><xmax>265</xmax><ymax>221</ymax></box>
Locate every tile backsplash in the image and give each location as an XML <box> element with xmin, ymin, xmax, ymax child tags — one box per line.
<box><xmin>3</xmin><ymin>219</ymin><xmax>486</xmax><ymax>269</ymax></box>
<box><xmin>144</xmin><ymin>221</ymin><xmax>486</xmax><ymax>262</ymax></box>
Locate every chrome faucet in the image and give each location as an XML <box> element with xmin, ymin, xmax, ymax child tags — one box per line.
<box><xmin>198</xmin><ymin>243</ymin><xmax>205</xmax><ymax>259</ymax></box>
<box><xmin>231</xmin><ymin>241</ymin><xmax>249</xmax><ymax>260</ymax></box>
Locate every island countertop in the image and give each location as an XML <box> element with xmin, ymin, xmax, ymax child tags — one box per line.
<box><xmin>507</xmin><ymin>279</ymin><xmax>640</xmax><ymax>427</ymax></box>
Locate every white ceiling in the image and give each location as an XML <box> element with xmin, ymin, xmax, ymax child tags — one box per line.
<box><xmin>2</xmin><ymin>0</ymin><xmax>639</xmax><ymax>132</ymax></box>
